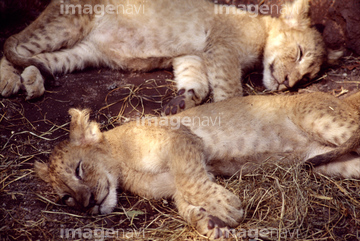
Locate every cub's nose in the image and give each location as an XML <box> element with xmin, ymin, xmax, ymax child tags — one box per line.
<box><xmin>86</xmin><ymin>193</ymin><xmax>96</xmax><ymax>209</ymax></box>
<box><xmin>283</xmin><ymin>75</ymin><xmax>290</xmax><ymax>88</ymax></box>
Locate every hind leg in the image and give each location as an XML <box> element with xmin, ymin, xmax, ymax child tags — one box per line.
<box><xmin>17</xmin><ymin>41</ymin><xmax>102</xmax><ymax>99</ymax></box>
<box><xmin>0</xmin><ymin>57</ymin><xmax>22</xmax><ymax>97</ymax></box>
<box><xmin>0</xmin><ymin>57</ymin><xmax>47</xmax><ymax>100</ymax></box>
<box><xmin>0</xmin><ymin>1</ymin><xmax>94</xmax><ymax>99</ymax></box>
<box><xmin>32</xmin><ymin>41</ymin><xmax>102</xmax><ymax>75</ymax></box>
<box><xmin>315</xmin><ymin>154</ymin><xmax>360</xmax><ymax>178</ymax></box>
<box><xmin>21</xmin><ymin>66</ymin><xmax>46</xmax><ymax>100</ymax></box>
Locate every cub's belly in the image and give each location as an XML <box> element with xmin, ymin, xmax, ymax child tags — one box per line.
<box><xmin>88</xmin><ymin>17</ymin><xmax>206</xmax><ymax>70</ymax></box>
<box><xmin>191</xmin><ymin>117</ymin><xmax>310</xmax><ymax>161</ymax></box>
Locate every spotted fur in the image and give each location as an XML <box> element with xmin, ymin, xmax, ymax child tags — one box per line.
<box><xmin>1</xmin><ymin>0</ymin><xmax>326</xmax><ymax>111</ymax></box>
<box><xmin>35</xmin><ymin>91</ymin><xmax>360</xmax><ymax>239</ymax></box>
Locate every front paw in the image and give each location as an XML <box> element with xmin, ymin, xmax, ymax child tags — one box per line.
<box><xmin>162</xmin><ymin>89</ymin><xmax>196</xmax><ymax>115</ymax></box>
<box><xmin>195</xmin><ymin>193</ymin><xmax>243</xmax><ymax>239</ymax></box>
<box><xmin>204</xmin><ymin>186</ymin><xmax>244</xmax><ymax>227</ymax></box>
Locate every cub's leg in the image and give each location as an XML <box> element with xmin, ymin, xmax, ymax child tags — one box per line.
<box><xmin>163</xmin><ymin>47</ymin><xmax>242</xmax><ymax>115</ymax></box>
<box><xmin>163</xmin><ymin>55</ymin><xmax>209</xmax><ymax>115</ymax></box>
<box><xmin>314</xmin><ymin>154</ymin><xmax>360</xmax><ymax>178</ymax></box>
<box><xmin>0</xmin><ymin>55</ymin><xmax>47</xmax><ymax>100</ymax></box>
<box><xmin>174</xmin><ymin>180</ymin><xmax>243</xmax><ymax>238</ymax></box>
<box><xmin>174</xmin><ymin>193</ymin><xmax>234</xmax><ymax>238</ymax></box>
<box><xmin>291</xmin><ymin>93</ymin><xmax>359</xmax><ymax>150</ymax></box>
<box><xmin>292</xmin><ymin>93</ymin><xmax>360</xmax><ymax>178</ymax></box>
<box><xmin>169</xmin><ymin>130</ymin><xmax>243</xmax><ymax>238</ymax></box>
<box><xmin>205</xmin><ymin>43</ymin><xmax>242</xmax><ymax>102</ymax></box>
<box><xmin>0</xmin><ymin>57</ymin><xmax>22</xmax><ymax>97</ymax></box>
<box><xmin>0</xmin><ymin>1</ymin><xmax>94</xmax><ymax>99</ymax></box>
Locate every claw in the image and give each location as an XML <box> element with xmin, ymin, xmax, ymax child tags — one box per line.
<box><xmin>162</xmin><ymin>88</ymin><xmax>197</xmax><ymax>115</ymax></box>
<box><xmin>179</xmin><ymin>99</ymin><xmax>186</xmax><ymax>109</ymax></box>
<box><xmin>208</xmin><ymin>215</ymin><xmax>226</xmax><ymax>228</ymax></box>
<box><xmin>163</xmin><ymin>95</ymin><xmax>186</xmax><ymax>115</ymax></box>
<box><xmin>178</xmin><ymin>88</ymin><xmax>186</xmax><ymax>95</ymax></box>
<box><xmin>215</xmin><ymin>228</ymin><xmax>222</xmax><ymax>239</ymax></box>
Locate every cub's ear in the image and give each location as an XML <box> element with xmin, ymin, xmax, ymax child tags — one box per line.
<box><xmin>280</xmin><ymin>0</ymin><xmax>310</xmax><ymax>30</ymax></box>
<box><xmin>68</xmin><ymin>108</ymin><xmax>102</xmax><ymax>146</ymax></box>
<box><xmin>34</xmin><ymin>161</ymin><xmax>51</xmax><ymax>183</ymax></box>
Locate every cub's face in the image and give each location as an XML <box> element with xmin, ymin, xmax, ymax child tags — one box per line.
<box><xmin>261</xmin><ymin>0</ymin><xmax>329</xmax><ymax>91</ymax></box>
<box><xmin>35</xmin><ymin>108</ymin><xmax>120</xmax><ymax>215</ymax></box>
<box><xmin>35</xmin><ymin>142</ymin><xmax>118</xmax><ymax>215</ymax></box>
<box><xmin>263</xmin><ymin>27</ymin><xmax>326</xmax><ymax>91</ymax></box>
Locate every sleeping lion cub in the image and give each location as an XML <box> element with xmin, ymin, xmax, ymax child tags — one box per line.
<box><xmin>1</xmin><ymin>0</ymin><xmax>327</xmax><ymax>114</ymax></box>
<box><xmin>35</xmin><ymin>91</ymin><xmax>360</xmax><ymax>239</ymax></box>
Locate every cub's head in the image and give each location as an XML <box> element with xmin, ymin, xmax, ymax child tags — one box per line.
<box><xmin>263</xmin><ymin>0</ymin><xmax>331</xmax><ymax>91</ymax></box>
<box><xmin>35</xmin><ymin>109</ymin><xmax>118</xmax><ymax>215</ymax></box>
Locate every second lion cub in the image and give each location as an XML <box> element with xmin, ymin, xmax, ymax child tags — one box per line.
<box><xmin>35</xmin><ymin>91</ymin><xmax>360</xmax><ymax>239</ymax></box>
<box><xmin>1</xmin><ymin>0</ymin><xmax>327</xmax><ymax>114</ymax></box>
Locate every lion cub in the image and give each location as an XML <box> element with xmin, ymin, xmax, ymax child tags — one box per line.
<box><xmin>35</xmin><ymin>91</ymin><xmax>360</xmax><ymax>239</ymax></box>
<box><xmin>1</xmin><ymin>0</ymin><xmax>326</xmax><ymax>114</ymax></box>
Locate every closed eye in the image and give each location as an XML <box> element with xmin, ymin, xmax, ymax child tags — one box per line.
<box><xmin>297</xmin><ymin>45</ymin><xmax>303</xmax><ymax>62</ymax></box>
<box><xmin>75</xmin><ymin>160</ymin><xmax>83</xmax><ymax>180</ymax></box>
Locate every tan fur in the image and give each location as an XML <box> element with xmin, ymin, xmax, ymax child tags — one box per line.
<box><xmin>1</xmin><ymin>0</ymin><xmax>326</xmax><ymax>109</ymax></box>
<box><xmin>35</xmin><ymin>91</ymin><xmax>360</xmax><ymax>239</ymax></box>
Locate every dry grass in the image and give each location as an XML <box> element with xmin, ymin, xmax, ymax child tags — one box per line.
<box><xmin>224</xmin><ymin>161</ymin><xmax>360</xmax><ymax>240</ymax></box>
<box><xmin>100</xmin><ymin>78</ymin><xmax>176</xmax><ymax>121</ymax></box>
<box><xmin>1</xmin><ymin>66</ymin><xmax>360</xmax><ymax>240</ymax></box>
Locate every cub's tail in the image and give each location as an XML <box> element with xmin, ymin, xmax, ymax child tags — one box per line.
<box><xmin>305</xmin><ymin>126</ymin><xmax>360</xmax><ymax>167</ymax></box>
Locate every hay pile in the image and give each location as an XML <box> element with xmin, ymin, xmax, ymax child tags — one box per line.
<box><xmin>221</xmin><ymin>161</ymin><xmax>360</xmax><ymax>240</ymax></box>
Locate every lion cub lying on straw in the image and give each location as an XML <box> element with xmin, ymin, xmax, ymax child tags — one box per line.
<box><xmin>35</xmin><ymin>91</ymin><xmax>360</xmax><ymax>239</ymax></box>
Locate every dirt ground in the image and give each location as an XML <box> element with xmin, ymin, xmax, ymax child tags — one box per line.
<box><xmin>1</xmin><ymin>1</ymin><xmax>360</xmax><ymax>241</ymax></box>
